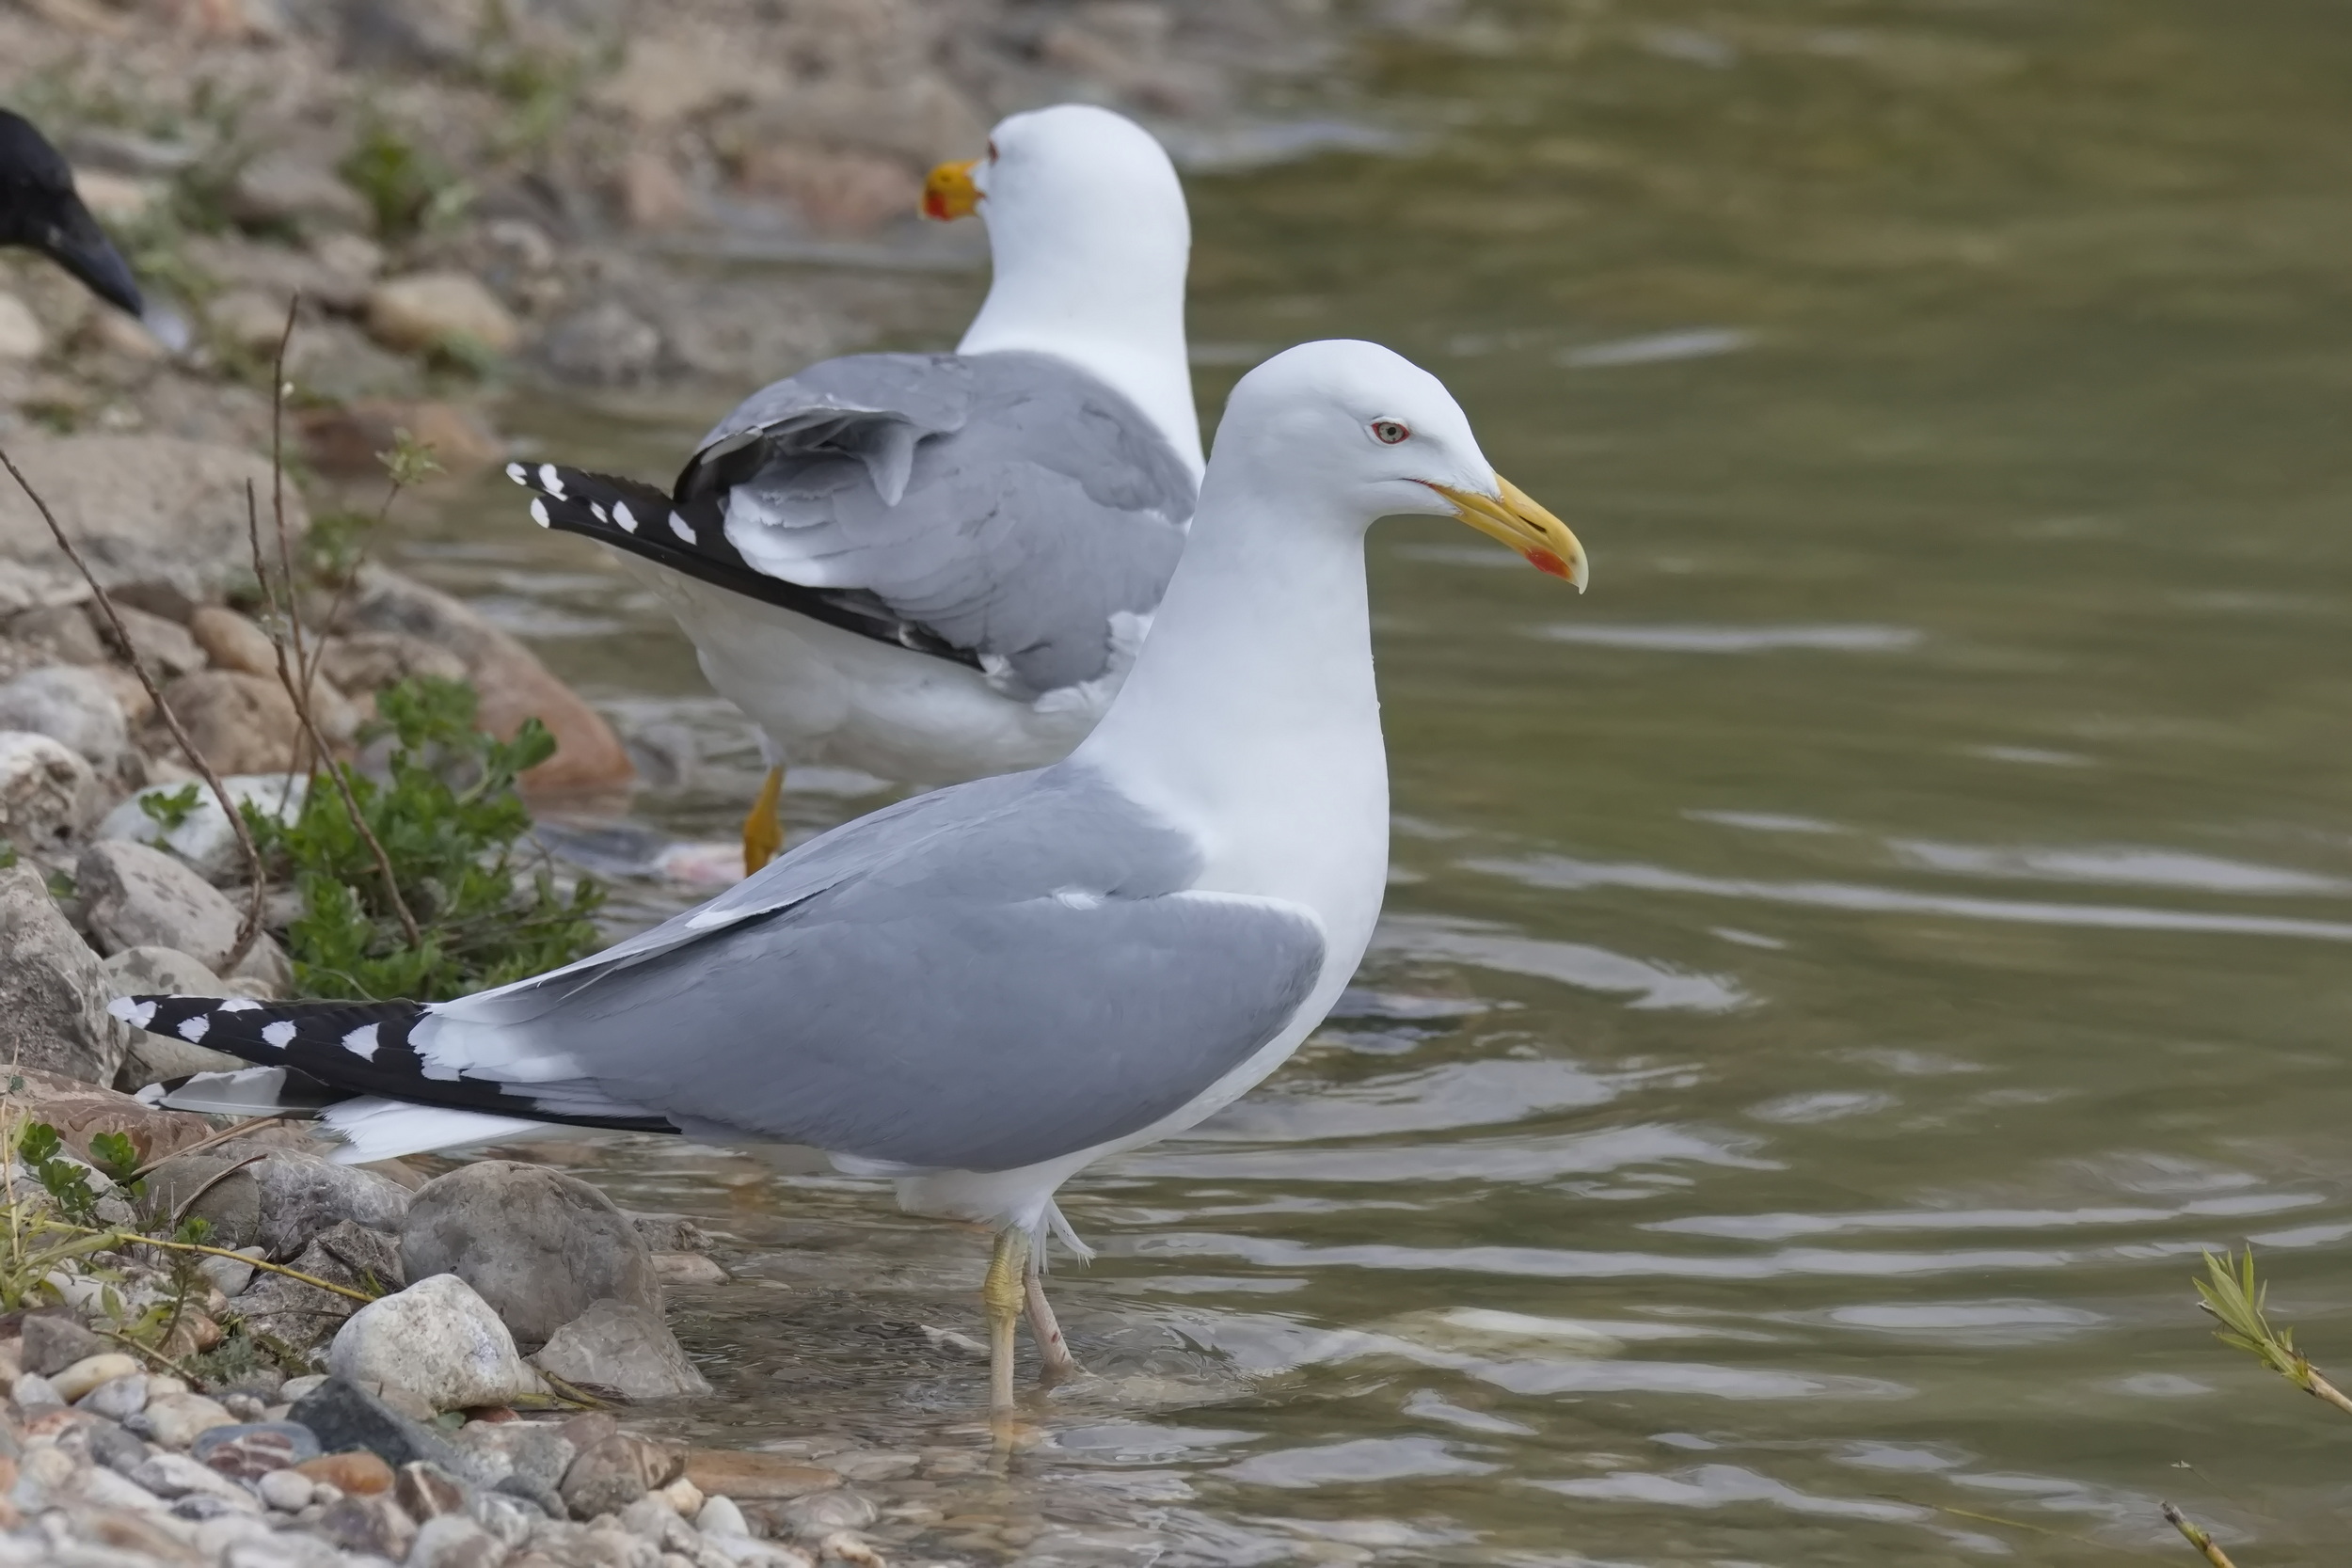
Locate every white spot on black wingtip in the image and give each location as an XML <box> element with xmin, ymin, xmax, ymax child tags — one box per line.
<box><xmin>505</xmin><ymin>462</ymin><xmax>529</xmax><ymax>486</ymax></box>
<box><xmin>538</xmin><ymin>464</ymin><xmax>567</xmax><ymax>499</ymax></box>
<box><xmin>670</xmin><ymin>512</ymin><xmax>696</xmax><ymax>543</ymax></box>
<box><xmin>590</xmin><ymin>501</ymin><xmax>609</xmax><ymax>524</ymax></box>
<box><xmin>107</xmin><ymin>997</ymin><xmax>155</xmax><ymax>1029</ymax></box>
<box><xmin>530</xmin><ymin>498</ymin><xmax>551</xmax><ymax>529</ymax></box>
<box><xmin>177</xmin><ymin>1013</ymin><xmax>211</xmax><ymax>1043</ymax></box>
<box><xmin>217</xmin><ymin>998</ymin><xmax>260</xmax><ymax>1013</ymax></box>
<box><xmin>261</xmin><ymin>1021</ymin><xmax>296</xmax><ymax>1051</ymax></box>
<box><xmin>342</xmin><ymin>1023</ymin><xmax>381</xmax><ymax>1062</ymax></box>
<box><xmin>613</xmin><ymin>501</ymin><xmax>638</xmax><ymax>533</ymax></box>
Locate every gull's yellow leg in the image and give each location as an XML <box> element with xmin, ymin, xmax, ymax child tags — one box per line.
<box><xmin>742</xmin><ymin>766</ymin><xmax>786</xmax><ymax>875</ymax></box>
<box><xmin>983</xmin><ymin>1227</ymin><xmax>1030</xmax><ymax>1419</ymax></box>
<box><xmin>1025</xmin><ymin>1249</ymin><xmax>1081</xmax><ymax>1386</ymax></box>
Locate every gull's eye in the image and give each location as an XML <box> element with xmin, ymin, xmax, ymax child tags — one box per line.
<box><xmin>1371</xmin><ymin>419</ymin><xmax>1410</xmax><ymax>445</ymax></box>
<box><xmin>987</xmin><ymin>138</ymin><xmax>1000</xmax><ymax>161</ymax></box>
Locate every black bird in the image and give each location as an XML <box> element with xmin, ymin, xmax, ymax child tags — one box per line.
<box><xmin>0</xmin><ymin>109</ymin><xmax>143</xmax><ymax>317</ymax></box>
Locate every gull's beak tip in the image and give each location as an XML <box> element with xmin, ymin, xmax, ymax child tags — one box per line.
<box><xmin>1439</xmin><ymin>474</ymin><xmax>1589</xmax><ymax>593</ymax></box>
<box><xmin>921</xmin><ymin>159</ymin><xmax>981</xmax><ymax>222</ymax></box>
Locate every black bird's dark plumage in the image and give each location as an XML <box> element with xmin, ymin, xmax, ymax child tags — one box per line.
<box><xmin>0</xmin><ymin>109</ymin><xmax>144</xmax><ymax>317</ymax></box>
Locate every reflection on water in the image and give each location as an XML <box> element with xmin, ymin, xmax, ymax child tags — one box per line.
<box><xmin>392</xmin><ymin>0</ymin><xmax>2352</xmax><ymax>1560</ymax></box>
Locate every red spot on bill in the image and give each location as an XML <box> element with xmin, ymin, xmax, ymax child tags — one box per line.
<box><xmin>1528</xmin><ymin>549</ymin><xmax>1571</xmax><ymax>578</ymax></box>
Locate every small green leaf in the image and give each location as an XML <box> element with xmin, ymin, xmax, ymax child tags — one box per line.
<box><xmin>137</xmin><ymin>784</ymin><xmax>204</xmax><ymax>832</ymax></box>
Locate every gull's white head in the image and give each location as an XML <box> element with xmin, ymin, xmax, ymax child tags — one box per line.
<box><xmin>1210</xmin><ymin>340</ymin><xmax>1588</xmax><ymax>586</ymax></box>
<box><xmin>923</xmin><ymin>104</ymin><xmax>1201</xmax><ymax>473</ymax></box>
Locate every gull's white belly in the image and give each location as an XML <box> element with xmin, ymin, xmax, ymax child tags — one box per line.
<box><xmin>644</xmin><ymin>568</ymin><xmax>1104</xmax><ymax>784</ymax></box>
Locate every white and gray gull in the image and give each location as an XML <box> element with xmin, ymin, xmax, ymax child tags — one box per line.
<box><xmin>116</xmin><ymin>339</ymin><xmax>1588</xmax><ymax>1418</ymax></box>
<box><xmin>507</xmin><ymin>103</ymin><xmax>1200</xmax><ymax>873</ymax></box>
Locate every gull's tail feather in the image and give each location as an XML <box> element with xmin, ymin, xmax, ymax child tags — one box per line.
<box><xmin>503</xmin><ymin>460</ymin><xmax>982</xmax><ymax>668</ymax></box>
<box><xmin>109</xmin><ymin>994</ymin><xmax>677</xmax><ymax>1148</ymax></box>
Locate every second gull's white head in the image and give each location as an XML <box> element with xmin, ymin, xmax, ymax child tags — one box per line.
<box><xmin>922</xmin><ymin>104</ymin><xmax>1200</xmax><ymax>474</ymax></box>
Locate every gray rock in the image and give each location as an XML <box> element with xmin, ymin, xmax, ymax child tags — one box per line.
<box><xmin>0</xmin><ymin>434</ymin><xmax>310</xmax><ymax>603</ymax></box>
<box><xmin>541</xmin><ymin>301</ymin><xmax>660</xmax><ymax>385</ymax></box>
<box><xmin>145</xmin><ymin>1146</ymin><xmax>410</xmax><ymax>1259</ymax></box>
<box><xmin>532</xmin><ymin>1300</ymin><xmax>710</xmax><ymax>1402</ymax></box>
<box><xmin>22</xmin><ymin>1308</ymin><xmax>106</xmax><ymax>1373</ymax></box>
<box><xmin>10</xmin><ymin>1371</ymin><xmax>62</xmax><ymax>1408</ymax></box>
<box><xmin>77</xmin><ymin>838</ymin><xmax>244</xmax><ymax>970</ymax></box>
<box><xmin>559</xmin><ymin>1431</ymin><xmax>685</xmax><ymax>1521</ymax></box>
<box><xmin>95</xmin><ymin>775</ymin><xmax>309</xmax><ymax>883</ymax></box>
<box><xmin>6</xmin><ymin>603</ymin><xmax>104</xmax><ymax>663</ymax></box>
<box><xmin>0</xmin><ymin>729</ymin><xmax>99</xmax><ymax>852</ymax></box>
<box><xmin>81</xmin><ymin>1372</ymin><xmax>149</xmax><ymax>1419</ymax></box>
<box><xmin>0</xmin><ymin>665</ymin><xmax>126</xmax><ymax>768</ymax></box>
<box><xmin>401</xmin><ymin>1162</ymin><xmax>661</xmax><ymax>1351</ymax></box>
<box><xmin>328</xmin><ymin>1274</ymin><xmax>547</xmax><ymax>1412</ymax></box>
<box><xmin>772</xmin><ymin>1489</ymin><xmax>877</xmax><ymax>1540</ymax></box>
<box><xmin>110</xmin><ymin>603</ymin><xmax>206</xmax><ymax>678</ymax></box>
<box><xmin>317</xmin><ymin>1491</ymin><xmax>418</xmax><ymax>1559</ymax></box>
<box><xmin>453</xmin><ymin>1419</ymin><xmax>575</xmax><ymax>1493</ymax></box>
<box><xmin>88</xmin><ymin>1418</ymin><xmax>153</xmax><ymax>1476</ymax></box>
<box><xmin>156</xmin><ymin>670</ymin><xmax>302</xmax><ymax>778</ymax></box>
<box><xmin>197</xmin><ymin>1244</ymin><xmax>264</xmax><ymax>1297</ymax></box>
<box><xmin>0</xmin><ymin>864</ymin><xmax>129</xmax><ymax>1085</ymax></box>
<box><xmin>228</xmin><ymin>151</ymin><xmax>370</xmax><ymax>232</ymax></box>
<box><xmin>407</xmin><ymin>1513</ymin><xmax>508</xmax><ymax>1568</ymax></box>
<box><xmin>397</xmin><ymin>1458</ymin><xmax>474</xmax><ymax>1521</ymax></box>
<box><xmin>288</xmin><ymin>1376</ymin><xmax>478</xmax><ymax>1477</ymax></box>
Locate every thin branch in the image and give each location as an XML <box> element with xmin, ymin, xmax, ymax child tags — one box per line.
<box><xmin>127</xmin><ymin>1113</ymin><xmax>291</xmax><ymax>1182</ymax></box>
<box><xmin>167</xmin><ymin>1151</ymin><xmax>266</xmax><ymax>1228</ymax></box>
<box><xmin>75</xmin><ymin>1227</ymin><xmax>379</xmax><ymax>1305</ymax></box>
<box><xmin>97</xmin><ymin>1325</ymin><xmax>201</xmax><ymax>1386</ymax></box>
<box><xmin>267</xmin><ymin>301</ymin><xmax>310</xmax><ymax>705</ymax></box>
<box><xmin>2162</xmin><ymin>1503</ymin><xmax>2238</xmax><ymax>1568</ymax></box>
<box><xmin>0</xmin><ymin>449</ymin><xmax>266</xmax><ymax>970</ymax></box>
<box><xmin>246</xmin><ymin>481</ymin><xmax>421</xmax><ymax>950</ymax></box>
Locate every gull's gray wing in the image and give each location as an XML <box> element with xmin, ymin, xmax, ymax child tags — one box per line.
<box><xmin>416</xmin><ymin>764</ymin><xmax>1325</xmax><ymax>1171</ymax></box>
<box><xmin>676</xmin><ymin>350</ymin><xmax>1195</xmax><ymax>698</ymax></box>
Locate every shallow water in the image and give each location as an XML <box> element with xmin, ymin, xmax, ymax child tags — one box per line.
<box><xmin>392</xmin><ymin>3</ymin><xmax>2352</xmax><ymax>1560</ymax></box>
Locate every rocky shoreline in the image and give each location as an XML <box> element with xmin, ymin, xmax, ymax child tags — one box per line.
<box><xmin>0</xmin><ymin>0</ymin><xmax>1359</xmax><ymax>459</ymax></box>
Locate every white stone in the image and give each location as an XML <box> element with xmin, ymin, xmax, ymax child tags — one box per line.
<box><xmin>0</xmin><ymin>293</ymin><xmax>44</xmax><ymax>362</ymax></box>
<box><xmin>0</xmin><ymin>730</ymin><xmax>96</xmax><ymax>850</ymax></box>
<box><xmin>95</xmin><ymin>773</ymin><xmax>310</xmax><ymax>883</ymax></box>
<box><xmin>327</xmin><ymin>1273</ymin><xmax>547</xmax><ymax>1413</ymax></box>
<box><xmin>143</xmin><ymin>1389</ymin><xmax>236</xmax><ymax>1449</ymax></box>
<box><xmin>0</xmin><ymin>665</ymin><xmax>125</xmax><ymax>767</ymax></box>
<box><xmin>51</xmin><ymin>1351</ymin><xmax>141</xmax><ymax>1402</ymax></box>
<box><xmin>259</xmin><ymin>1468</ymin><xmax>313</xmax><ymax>1511</ymax></box>
<box><xmin>195</xmin><ymin>1513</ymin><xmax>277</xmax><ymax>1557</ymax></box>
<box><xmin>695</xmin><ymin>1497</ymin><xmax>749</xmax><ymax>1539</ymax></box>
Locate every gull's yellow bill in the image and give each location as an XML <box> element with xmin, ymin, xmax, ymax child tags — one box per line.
<box><xmin>1426</xmin><ymin>475</ymin><xmax>1589</xmax><ymax>589</ymax></box>
<box><xmin>922</xmin><ymin>159</ymin><xmax>980</xmax><ymax>222</ymax></box>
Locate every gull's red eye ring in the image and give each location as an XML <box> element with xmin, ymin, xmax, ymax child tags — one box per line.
<box><xmin>1371</xmin><ymin>419</ymin><xmax>1410</xmax><ymax>444</ymax></box>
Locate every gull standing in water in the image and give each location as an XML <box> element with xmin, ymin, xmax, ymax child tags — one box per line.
<box><xmin>509</xmin><ymin>103</ymin><xmax>1200</xmax><ymax>872</ymax></box>
<box><xmin>119</xmin><ymin>340</ymin><xmax>1588</xmax><ymax>1416</ymax></box>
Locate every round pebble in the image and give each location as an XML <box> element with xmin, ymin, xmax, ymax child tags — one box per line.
<box><xmin>78</xmin><ymin>1372</ymin><xmax>148</xmax><ymax>1420</ymax></box>
<box><xmin>259</xmin><ymin>1469</ymin><xmax>314</xmax><ymax>1512</ymax></box>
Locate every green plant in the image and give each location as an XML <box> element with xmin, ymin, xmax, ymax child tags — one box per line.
<box><xmin>138</xmin><ymin>784</ymin><xmax>204</xmax><ymax>832</ymax></box>
<box><xmin>2196</xmin><ymin>1247</ymin><xmax>2352</xmax><ymax>1415</ymax></box>
<box><xmin>247</xmin><ymin>674</ymin><xmax>605</xmax><ymax>1000</ymax></box>
<box><xmin>339</xmin><ymin>119</ymin><xmax>474</xmax><ymax>241</ymax></box>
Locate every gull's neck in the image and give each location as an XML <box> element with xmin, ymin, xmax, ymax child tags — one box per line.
<box><xmin>956</xmin><ymin>208</ymin><xmax>1203</xmax><ymax>478</ymax></box>
<box><xmin>1077</xmin><ymin>466</ymin><xmax>1388</xmax><ymax>909</ymax></box>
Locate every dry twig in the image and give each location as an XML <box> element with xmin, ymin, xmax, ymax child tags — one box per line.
<box><xmin>2161</xmin><ymin>1503</ymin><xmax>2239</xmax><ymax>1568</ymax></box>
<box><xmin>0</xmin><ymin>450</ymin><xmax>267</xmax><ymax>969</ymax></box>
<box><xmin>245</xmin><ymin>298</ymin><xmax>422</xmax><ymax>950</ymax></box>
<box><xmin>127</xmin><ymin>1113</ymin><xmax>292</xmax><ymax>1182</ymax></box>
